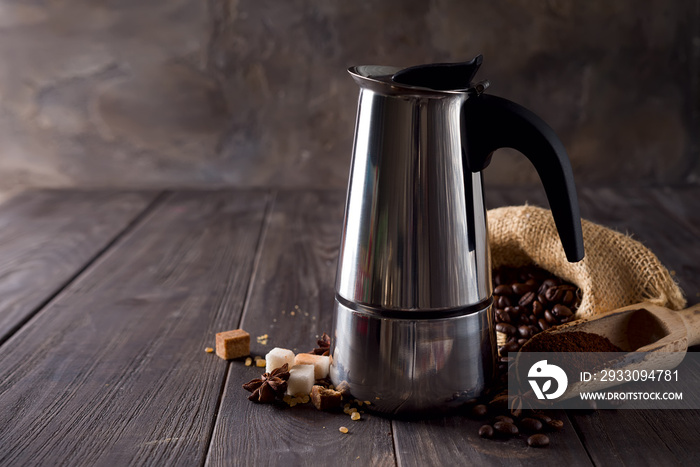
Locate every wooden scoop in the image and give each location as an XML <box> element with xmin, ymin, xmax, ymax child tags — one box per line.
<box><xmin>517</xmin><ymin>302</ymin><xmax>700</xmax><ymax>400</ymax></box>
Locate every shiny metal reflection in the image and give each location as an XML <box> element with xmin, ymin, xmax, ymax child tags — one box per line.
<box><xmin>336</xmin><ymin>85</ymin><xmax>491</xmax><ymax>311</ymax></box>
<box><xmin>330</xmin><ymin>299</ymin><xmax>496</xmax><ymax>414</ymax></box>
<box><xmin>331</xmin><ymin>66</ymin><xmax>495</xmax><ymax>413</ymax></box>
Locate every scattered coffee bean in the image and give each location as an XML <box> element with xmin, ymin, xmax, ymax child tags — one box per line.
<box><xmin>519</xmin><ymin>418</ymin><xmax>543</xmax><ymax>433</ymax></box>
<box><xmin>494</xmin><ymin>415</ymin><xmax>514</xmax><ymax>424</ymax></box>
<box><xmin>478</xmin><ymin>425</ymin><xmax>494</xmax><ymax>438</ymax></box>
<box><xmin>493</xmin><ymin>421</ymin><xmax>519</xmax><ymax>437</ymax></box>
<box><xmin>471</xmin><ymin>404</ymin><xmax>488</xmax><ymax>418</ymax></box>
<box><xmin>546</xmin><ymin>419</ymin><xmax>564</xmax><ymax>431</ymax></box>
<box><xmin>464</xmin><ymin>398</ymin><xmax>479</xmax><ymax>407</ymax></box>
<box><xmin>527</xmin><ymin>434</ymin><xmax>550</xmax><ymax>447</ymax></box>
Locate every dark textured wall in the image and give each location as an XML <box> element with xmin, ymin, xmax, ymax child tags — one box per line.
<box><xmin>0</xmin><ymin>0</ymin><xmax>698</xmax><ymax>200</ymax></box>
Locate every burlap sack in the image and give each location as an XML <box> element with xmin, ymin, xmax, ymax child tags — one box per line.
<box><xmin>488</xmin><ymin>205</ymin><xmax>686</xmax><ymax>318</ymax></box>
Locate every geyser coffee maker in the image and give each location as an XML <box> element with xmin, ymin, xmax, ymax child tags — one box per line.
<box><xmin>329</xmin><ymin>55</ymin><xmax>584</xmax><ymax>414</ymax></box>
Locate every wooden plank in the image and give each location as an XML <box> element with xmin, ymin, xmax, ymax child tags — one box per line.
<box><xmin>568</xmin><ymin>353</ymin><xmax>700</xmax><ymax>466</ymax></box>
<box><xmin>649</xmin><ymin>186</ymin><xmax>700</xmax><ymax>233</ymax></box>
<box><xmin>393</xmin><ymin>414</ymin><xmax>592</xmax><ymax>467</ymax></box>
<box><xmin>206</xmin><ymin>190</ymin><xmax>396</xmax><ymax>467</ymax></box>
<box><xmin>0</xmin><ymin>190</ymin><xmax>269</xmax><ymax>466</ymax></box>
<box><xmin>0</xmin><ymin>190</ymin><xmax>158</xmax><ymax>343</ymax></box>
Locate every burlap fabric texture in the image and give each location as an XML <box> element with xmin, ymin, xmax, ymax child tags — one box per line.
<box><xmin>488</xmin><ymin>205</ymin><xmax>686</xmax><ymax>319</ymax></box>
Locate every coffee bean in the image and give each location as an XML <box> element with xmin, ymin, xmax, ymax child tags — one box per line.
<box><xmin>500</xmin><ymin>340</ymin><xmax>519</xmax><ymax>354</ymax></box>
<box><xmin>512</xmin><ymin>282</ymin><xmax>533</xmax><ymax>295</ymax></box>
<box><xmin>497</xmin><ymin>296</ymin><xmax>512</xmax><ymax>308</ymax></box>
<box><xmin>471</xmin><ymin>404</ymin><xmax>488</xmax><ymax>418</ymax></box>
<box><xmin>478</xmin><ymin>425</ymin><xmax>494</xmax><ymax>438</ymax></box>
<box><xmin>496</xmin><ymin>323</ymin><xmax>517</xmax><ymax>336</ymax></box>
<box><xmin>518</xmin><ymin>291</ymin><xmax>536</xmax><ymax>307</ymax></box>
<box><xmin>562</xmin><ymin>290</ymin><xmax>575</xmax><ymax>306</ymax></box>
<box><xmin>492</xmin><ymin>266</ymin><xmax>582</xmax><ymax>358</ymax></box>
<box><xmin>495</xmin><ymin>309</ymin><xmax>510</xmax><ymax>323</ymax></box>
<box><xmin>532</xmin><ymin>300</ymin><xmax>544</xmax><ymax>316</ymax></box>
<box><xmin>546</xmin><ymin>419</ymin><xmax>564</xmax><ymax>431</ymax></box>
<box><xmin>545</xmin><ymin>286</ymin><xmax>565</xmax><ymax>302</ymax></box>
<box><xmin>494</xmin><ymin>284</ymin><xmax>512</xmax><ymax>296</ymax></box>
<box><xmin>519</xmin><ymin>418</ymin><xmax>543</xmax><ymax>433</ymax></box>
<box><xmin>552</xmin><ymin>304</ymin><xmax>573</xmax><ymax>318</ymax></box>
<box><xmin>527</xmin><ymin>434</ymin><xmax>550</xmax><ymax>447</ymax></box>
<box><xmin>494</xmin><ymin>415</ymin><xmax>514</xmax><ymax>424</ymax></box>
<box><xmin>494</xmin><ymin>272</ymin><xmax>505</xmax><ymax>286</ymax></box>
<box><xmin>532</xmin><ymin>412</ymin><xmax>552</xmax><ymax>423</ymax></box>
<box><xmin>544</xmin><ymin>309</ymin><xmax>556</xmax><ymax>324</ymax></box>
<box><xmin>493</xmin><ymin>421</ymin><xmax>519</xmax><ymax>437</ymax></box>
<box><xmin>464</xmin><ymin>398</ymin><xmax>479</xmax><ymax>407</ymax></box>
<box><xmin>518</xmin><ymin>325</ymin><xmax>532</xmax><ymax>338</ymax></box>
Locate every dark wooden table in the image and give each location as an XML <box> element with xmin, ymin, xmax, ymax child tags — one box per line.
<box><xmin>0</xmin><ymin>187</ymin><xmax>698</xmax><ymax>466</ymax></box>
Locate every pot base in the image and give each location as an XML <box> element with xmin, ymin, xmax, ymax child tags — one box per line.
<box><xmin>329</xmin><ymin>298</ymin><xmax>496</xmax><ymax>415</ymax></box>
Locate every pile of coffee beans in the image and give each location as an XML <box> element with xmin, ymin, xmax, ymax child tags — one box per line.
<box><xmin>493</xmin><ymin>266</ymin><xmax>582</xmax><ymax>356</ymax></box>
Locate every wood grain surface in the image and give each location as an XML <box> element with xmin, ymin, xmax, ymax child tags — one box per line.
<box><xmin>206</xmin><ymin>190</ymin><xmax>396</xmax><ymax>467</ymax></box>
<box><xmin>0</xmin><ymin>190</ymin><xmax>158</xmax><ymax>344</ymax></box>
<box><xmin>392</xmin><ymin>411</ymin><xmax>592</xmax><ymax>466</ymax></box>
<box><xmin>0</xmin><ymin>191</ymin><xmax>268</xmax><ymax>466</ymax></box>
<box><xmin>0</xmin><ymin>187</ymin><xmax>698</xmax><ymax>466</ymax></box>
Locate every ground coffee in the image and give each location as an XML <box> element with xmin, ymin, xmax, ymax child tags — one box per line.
<box><xmin>521</xmin><ymin>331</ymin><xmax>622</xmax><ymax>353</ymax></box>
<box><xmin>521</xmin><ymin>331</ymin><xmax>623</xmax><ymax>380</ymax></box>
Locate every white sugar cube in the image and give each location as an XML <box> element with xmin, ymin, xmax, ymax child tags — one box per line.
<box><xmin>265</xmin><ymin>347</ymin><xmax>295</xmax><ymax>373</ymax></box>
<box><xmin>286</xmin><ymin>364</ymin><xmax>315</xmax><ymax>396</ymax></box>
<box><xmin>294</xmin><ymin>353</ymin><xmax>331</xmax><ymax>379</ymax></box>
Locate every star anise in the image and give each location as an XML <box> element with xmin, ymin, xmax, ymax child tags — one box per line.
<box><xmin>242</xmin><ymin>363</ymin><xmax>290</xmax><ymax>403</ymax></box>
<box><xmin>311</xmin><ymin>332</ymin><xmax>331</xmax><ymax>356</ymax></box>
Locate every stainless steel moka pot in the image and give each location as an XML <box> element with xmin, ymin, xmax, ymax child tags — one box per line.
<box><xmin>329</xmin><ymin>55</ymin><xmax>585</xmax><ymax>414</ymax></box>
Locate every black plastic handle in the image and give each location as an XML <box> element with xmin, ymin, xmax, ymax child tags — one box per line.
<box><xmin>462</xmin><ymin>93</ymin><xmax>585</xmax><ymax>262</ymax></box>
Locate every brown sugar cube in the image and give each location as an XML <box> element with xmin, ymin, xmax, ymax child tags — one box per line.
<box><xmin>215</xmin><ymin>329</ymin><xmax>250</xmax><ymax>360</ymax></box>
<box><xmin>310</xmin><ymin>385</ymin><xmax>342</xmax><ymax>410</ymax></box>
